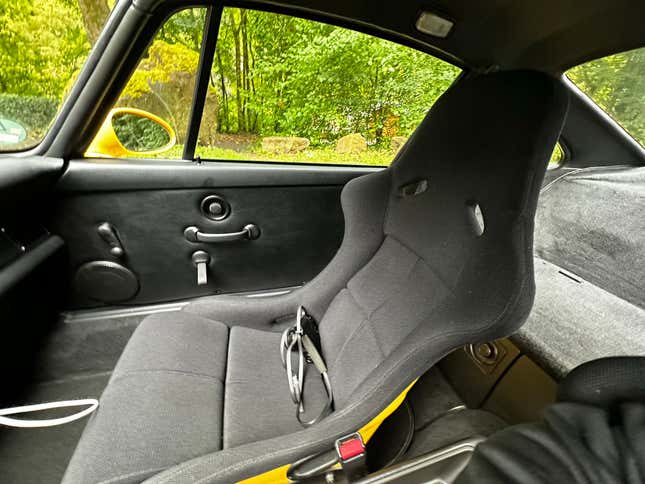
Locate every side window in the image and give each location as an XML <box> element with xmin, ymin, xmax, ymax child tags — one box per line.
<box><xmin>567</xmin><ymin>47</ymin><xmax>645</xmax><ymax>148</ymax></box>
<box><xmin>195</xmin><ymin>7</ymin><xmax>461</xmax><ymax>166</ymax></box>
<box><xmin>86</xmin><ymin>8</ymin><xmax>206</xmax><ymax>159</ymax></box>
<box><xmin>548</xmin><ymin>142</ymin><xmax>566</xmax><ymax>170</ymax></box>
<box><xmin>0</xmin><ymin>0</ymin><xmax>108</xmax><ymax>152</ymax></box>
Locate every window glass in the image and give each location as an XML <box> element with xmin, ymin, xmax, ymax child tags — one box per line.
<box><xmin>0</xmin><ymin>0</ymin><xmax>110</xmax><ymax>152</ymax></box>
<box><xmin>567</xmin><ymin>47</ymin><xmax>645</xmax><ymax>147</ymax></box>
<box><xmin>548</xmin><ymin>142</ymin><xmax>565</xmax><ymax>170</ymax></box>
<box><xmin>87</xmin><ymin>8</ymin><xmax>206</xmax><ymax>159</ymax></box>
<box><xmin>195</xmin><ymin>7</ymin><xmax>461</xmax><ymax>165</ymax></box>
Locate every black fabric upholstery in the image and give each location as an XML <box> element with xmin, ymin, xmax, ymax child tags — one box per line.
<box><xmin>515</xmin><ymin>166</ymin><xmax>645</xmax><ymax>377</ymax></box>
<box><xmin>558</xmin><ymin>357</ymin><xmax>645</xmax><ymax>408</ymax></box>
<box><xmin>457</xmin><ymin>358</ymin><xmax>645</xmax><ymax>484</ymax></box>
<box><xmin>514</xmin><ymin>257</ymin><xmax>645</xmax><ymax>379</ymax></box>
<box><xmin>64</xmin><ymin>70</ymin><xmax>568</xmax><ymax>484</ymax></box>
<box><xmin>534</xmin><ymin>166</ymin><xmax>645</xmax><ymax>309</ymax></box>
<box><xmin>223</xmin><ymin>326</ymin><xmax>328</xmax><ymax>448</ymax></box>
<box><xmin>63</xmin><ymin>313</ymin><xmax>229</xmax><ymax>484</ymax></box>
<box><xmin>457</xmin><ymin>402</ymin><xmax>645</xmax><ymax>484</ymax></box>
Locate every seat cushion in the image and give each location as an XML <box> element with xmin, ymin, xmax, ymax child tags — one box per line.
<box><xmin>64</xmin><ymin>312</ymin><xmax>327</xmax><ymax>484</ymax></box>
<box><xmin>224</xmin><ymin>326</ymin><xmax>328</xmax><ymax>448</ymax></box>
<box><xmin>63</xmin><ymin>312</ymin><xmax>229</xmax><ymax>484</ymax></box>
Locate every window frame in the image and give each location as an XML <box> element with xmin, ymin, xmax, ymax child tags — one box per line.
<box><xmin>39</xmin><ymin>0</ymin><xmax>466</xmax><ymax>162</ymax></box>
<box><xmin>564</xmin><ymin>51</ymin><xmax>645</xmax><ymax>151</ymax></box>
<box><xmin>182</xmin><ymin>3</ymin><xmax>464</xmax><ymax>167</ymax></box>
<box><xmin>557</xmin><ymin>75</ymin><xmax>645</xmax><ymax>168</ymax></box>
<box><xmin>0</xmin><ymin>0</ymin><xmax>128</xmax><ymax>156</ymax></box>
<box><xmin>0</xmin><ymin>0</ymin><xmax>467</xmax><ymax>161</ymax></box>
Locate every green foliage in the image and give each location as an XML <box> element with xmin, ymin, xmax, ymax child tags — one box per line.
<box><xmin>117</xmin><ymin>8</ymin><xmax>207</xmax><ymax>143</ymax></box>
<box><xmin>0</xmin><ymin>93</ymin><xmax>58</xmax><ymax>130</ymax></box>
<box><xmin>0</xmin><ymin>0</ymin><xmax>92</xmax><ymax>149</ymax></box>
<box><xmin>0</xmin><ymin>0</ymin><xmax>643</xmax><ymax>157</ymax></box>
<box><xmin>0</xmin><ymin>93</ymin><xmax>58</xmax><ymax>146</ymax></box>
<box><xmin>548</xmin><ymin>143</ymin><xmax>565</xmax><ymax>168</ymax></box>
<box><xmin>112</xmin><ymin>113</ymin><xmax>171</xmax><ymax>152</ymax></box>
<box><xmin>568</xmin><ymin>48</ymin><xmax>645</xmax><ymax>146</ymax></box>
<box><xmin>210</xmin><ymin>8</ymin><xmax>461</xmax><ymax>146</ymax></box>
<box><xmin>0</xmin><ymin>0</ymin><xmax>90</xmax><ymax>98</ymax></box>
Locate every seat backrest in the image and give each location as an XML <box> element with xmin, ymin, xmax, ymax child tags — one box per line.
<box><xmin>317</xmin><ymin>70</ymin><xmax>569</xmax><ymax>408</ymax></box>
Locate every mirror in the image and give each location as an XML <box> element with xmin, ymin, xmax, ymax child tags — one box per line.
<box><xmin>86</xmin><ymin>107</ymin><xmax>176</xmax><ymax>158</ymax></box>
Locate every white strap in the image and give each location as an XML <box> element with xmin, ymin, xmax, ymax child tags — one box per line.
<box><xmin>0</xmin><ymin>399</ymin><xmax>99</xmax><ymax>428</ymax></box>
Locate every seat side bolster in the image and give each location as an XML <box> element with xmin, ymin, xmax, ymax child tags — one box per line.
<box><xmin>183</xmin><ymin>169</ymin><xmax>391</xmax><ymax>327</ymax></box>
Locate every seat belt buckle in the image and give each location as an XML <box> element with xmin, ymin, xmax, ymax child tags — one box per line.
<box><xmin>335</xmin><ymin>432</ymin><xmax>367</xmax><ymax>479</ymax></box>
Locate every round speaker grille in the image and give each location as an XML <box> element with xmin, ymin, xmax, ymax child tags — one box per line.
<box><xmin>74</xmin><ymin>261</ymin><xmax>139</xmax><ymax>303</ymax></box>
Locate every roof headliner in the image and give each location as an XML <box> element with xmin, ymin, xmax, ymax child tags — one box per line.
<box><xmin>240</xmin><ymin>0</ymin><xmax>645</xmax><ymax>72</ymax></box>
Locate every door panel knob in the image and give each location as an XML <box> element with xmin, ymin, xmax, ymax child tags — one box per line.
<box><xmin>201</xmin><ymin>195</ymin><xmax>230</xmax><ymax>220</ymax></box>
<box><xmin>97</xmin><ymin>222</ymin><xmax>125</xmax><ymax>257</ymax></box>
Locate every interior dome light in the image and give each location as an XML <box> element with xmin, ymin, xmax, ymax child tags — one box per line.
<box><xmin>415</xmin><ymin>11</ymin><xmax>454</xmax><ymax>38</ymax></box>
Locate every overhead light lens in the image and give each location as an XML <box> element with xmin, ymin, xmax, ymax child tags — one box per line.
<box><xmin>415</xmin><ymin>11</ymin><xmax>453</xmax><ymax>38</ymax></box>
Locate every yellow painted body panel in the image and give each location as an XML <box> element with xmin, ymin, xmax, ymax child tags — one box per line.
<box><xmin>238</xmin><ymin>380</ymin><xmax>417</xmax><ymax>484</ymax></box>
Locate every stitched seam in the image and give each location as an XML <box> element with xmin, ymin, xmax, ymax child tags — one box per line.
<box><xmin>96</xmin><ymin>466</ymin><xmax>167</xmax><ymax>484</ymax></box>
<box><xmin>154</xmin><ymin>272</ymin><xmax>529</xmax><ymax>483</ymax></box>
<box><xmin>362</xmin><ymin>255</ymin><xmax>422</xmax><ymax>319</ymax></box>
<box><xmin>327</xmin><ymin>315</ymin><xmax>370</xmax><ymax>374</ymax></box>
<box><xmin>329</xmin><ymin>171</ymin><xmax>391</xmax><ymax>302</ymax></box>
<box><xmin>344</xmin><ymin>286</ymin><xmax>370</xmax><ymax>319</ymax></box>
<box><xmin>110</xmin><ymin>369</ymin><xmax>224</xmax><ymax>386</ymax></box>
<box><xmin>387</xmin><ymin>233</ymin><xmax>456</xmax><ymax>296</ymax></box>
<box><xmin>367</xmin><ymin>318</ymin><xmax>386</xmax><ymax>360</ymax></box>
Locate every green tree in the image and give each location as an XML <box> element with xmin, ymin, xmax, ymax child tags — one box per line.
<box><xmin>0</xmin><ymin>0</ymin><xmax>90</xmax><ymax>98</ymax></box>
<box><xmin>568</xmin><ymin>48</ymin><xmax>645</xmax><ymax>145</ymax></box>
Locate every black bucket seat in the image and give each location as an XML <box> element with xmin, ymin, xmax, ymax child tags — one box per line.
<box><xmin>63</xmin><ymin>69</ymin><xmax>568</xmax><ymax>484</ymax></box>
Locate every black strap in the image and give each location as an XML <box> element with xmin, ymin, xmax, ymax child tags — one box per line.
<box><xmin>280</xmin><ymin>306</ymin><xmax>333</xmax><ymax>427</ymax></box>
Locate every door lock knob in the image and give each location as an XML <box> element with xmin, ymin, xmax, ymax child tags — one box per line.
<box><xmin>191</xmin><ymin>251</ymin><xmax>211</xmax><ymax>286</ymax></box>
<box><xmin>207</xmin><ymin>202</ymin><xmax>224</xmax><ymax>216</ymax></box>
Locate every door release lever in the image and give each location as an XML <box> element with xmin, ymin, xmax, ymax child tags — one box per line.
<box><xmin>192</xmin><ymin>251</ymin><xmax>210</xmax><ymax>286</ymax></box>
<box><xmin>184</xmin><ymin>224</ymin><xmax>260</xmax><ymax>243</ymax></box>
<box><xmin>97</xmin><ymin>222</ymin><xmax>125</xmax><ymax>257</ymax></box>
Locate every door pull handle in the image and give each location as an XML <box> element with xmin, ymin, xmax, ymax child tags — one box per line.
<box><xmin>184</xmin><ymin>224</ymin><xmax>260</xmax><ymax>243</ymax></box>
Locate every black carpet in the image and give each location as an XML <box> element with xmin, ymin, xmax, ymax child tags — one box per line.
<box><xmin>0</xmin><ymin>372</ymin><xmax>110</xmax><ymax>484</ymax></box>
<box><xmin>0</xmin><ymin>313</ymin><xmax>144</xmax><ymax>484</ymax></box>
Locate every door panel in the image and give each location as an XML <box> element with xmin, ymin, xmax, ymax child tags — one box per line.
<box><xmin>51</xmin><ymin>160</ymin><xmax>377</xmax><ymax>308</ymax></box>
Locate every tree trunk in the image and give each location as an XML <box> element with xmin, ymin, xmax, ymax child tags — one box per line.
<box><xmin>241</xmin><ymin>10</ymin><xmax>251</xmax><ymax>133</ymax></box>
<box><xmin>231</xmin><ymin>13</ymin><xmax>245</xmax><ymax>132</ymax></box>
<box><xmin>216</xmin><ymin>52</ymin><xmax>229</xmax><ymax>133</ymax></box>
<box><xmin>77</xmin><ymin>0</ymin><xmax>111</xmax><ymax>45</ymax></box>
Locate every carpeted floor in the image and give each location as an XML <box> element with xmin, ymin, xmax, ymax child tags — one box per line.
<box><xmin>0</xmin><ymin>313</ymin><xmax>145</xmax><ymax>484</ymax></box>
<box><xmin>404</xmin><ymin>367</ymin><xmax>507</xmax><ymax>458</ymax></box>
<box><xmin>0</xmin><ymin>372</ymin><xmax>110</xmax><ymax>484</ymax></box>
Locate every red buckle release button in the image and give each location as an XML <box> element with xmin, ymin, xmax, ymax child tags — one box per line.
<box><xmin>337</xmin><ymin>435</ymin><xmax>365</xmax><ymax>461</ymax></box>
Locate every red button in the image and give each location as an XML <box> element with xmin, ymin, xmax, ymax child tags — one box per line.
<box><xmin>338</xmin><ymin>437</ymin><xmax>365</xmax><ymax>461</ymax></box>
